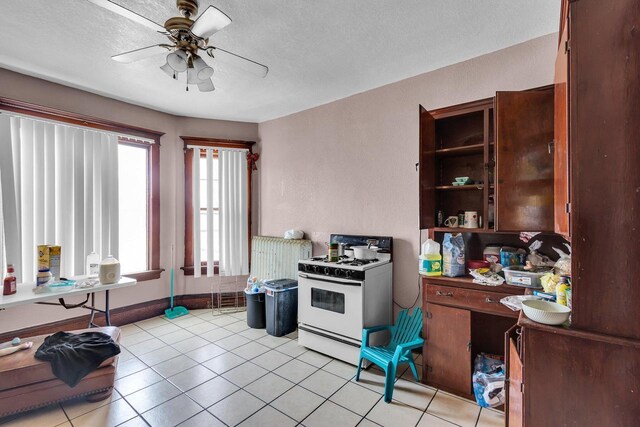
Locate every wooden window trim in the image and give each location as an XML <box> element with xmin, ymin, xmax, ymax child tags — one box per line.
<box><xmin>0</xmin><ymin>97</ymin><xmax>164</xmax><ymax>281</ymax></box>
<box><xmin>181</xmin><ymin>136</ymin><xmax>255</xmax><ymax>276</ymax></box>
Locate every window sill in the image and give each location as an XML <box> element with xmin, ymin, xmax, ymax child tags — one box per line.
<box><xmin>125</xmin><ymin>269</ymin><xmax>164</xmax><ymax>282</ymax></box>
<box><xmin>181</xmin><ymin>265</ymin><xmax>219</xmax><ymax>276</ymax></box>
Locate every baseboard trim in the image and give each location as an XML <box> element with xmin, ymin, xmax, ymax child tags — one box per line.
<box><xmin>0</xmin><ymin>292</ymin><xmax>247</xmax><ymax>342</ymax></box>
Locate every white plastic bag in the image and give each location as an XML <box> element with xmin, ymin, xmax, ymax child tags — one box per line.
<box><xmin>284</xmin><ymin>230</ymin><xmax>304</xmax><ymax>239</ymax></box>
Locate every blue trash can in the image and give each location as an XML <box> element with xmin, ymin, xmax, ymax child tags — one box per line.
<box><xmin>263</xmin><ymin>279</ymin><xmax>298</xmax><ymax>337</ymax></box>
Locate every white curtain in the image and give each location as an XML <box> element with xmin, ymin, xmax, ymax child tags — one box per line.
<box><xmin>190</xmin><ymin>146</ymin><xmax>248</xmax><ymax>277</ymax></box>
<box><xmin>218</xmin><ymin>148</ymin><xmax>249</xmax><ymax>276</ymax></box>
<box><xmin>0</xmin><ymin>114</ymin><xmax>119</xmax><ymax>283</ymax></box>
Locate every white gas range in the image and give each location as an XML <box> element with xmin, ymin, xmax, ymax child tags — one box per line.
<box><xmin>297</xmin><ymin>235</ymin><xmax>393</xmax><ymax>366</ymax></box>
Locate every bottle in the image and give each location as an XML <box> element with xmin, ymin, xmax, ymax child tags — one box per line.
<box><xmin>86</xmin><ymin>251</ymin><xmax>100</xmax><ymax>277</ymax></box>
<box><xmin>419</xmin><ymin>239</ymin><xmax>442</xmax><ymax>276</ymax></box>
<box><xmin>3</xmin><ymin>264</ymin><xmax>17</xmax><ymax>296</ymax></box>
<box><xmin>556</xmin><ymin>275</ymin><xmax>571</xmax><ymax>306</ymax></box>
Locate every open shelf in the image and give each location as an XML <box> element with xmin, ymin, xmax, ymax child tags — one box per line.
<box><xmin>435</xmin><ymin>143</ymin><xmax>484</xmax><ymax>157</ymax></box>
<box><xmin>436</xmin><ymin>184</ymin><xmax>484</xmax><ymax>191</ymax></box>
<box><xmin>432</xmin><ymin>227</ymin><xmax>488</xmax><ymax>233</ymax></box>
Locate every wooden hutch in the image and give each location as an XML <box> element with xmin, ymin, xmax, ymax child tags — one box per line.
<box><xmin>419</xmin><ymin>0</ymin><xmax>640</xmax><ymax>424</ymax></box>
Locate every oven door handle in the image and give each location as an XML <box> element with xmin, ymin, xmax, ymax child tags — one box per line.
<box><xmin>299</xmin><ymin>273</ymin><xmax>362</xmax><ymax>286</ymax></box>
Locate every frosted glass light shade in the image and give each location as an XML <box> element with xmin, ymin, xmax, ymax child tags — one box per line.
<box><xmin>167</xmin><ymin>50</ymin><xmax>187</xmax><ymax>72</ymax></box>
<box><xmin>197</xmin><ymin>78</ymin><xmax>215</xmax><ymax>92</ymax></box>
<box><xmin>193</xmin><ymin>56</ymin><xmax>214</xmax><ymax>80</ymax></box>
<box><xmin>187</xmin><ymin>67</ymin><xmax>201</xmax><ymax>84</ymax></box>
<box><xmin>160</xmin><ymin>62</ymin><xmax>175</xmax><ymax>78</ymax></box>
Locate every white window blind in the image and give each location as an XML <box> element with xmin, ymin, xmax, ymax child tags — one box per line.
<box><xmin>0</xmin><ymin>114</ymin><xmax>120</xmax><ymax>283</ymax></box>
<box><xmin>190</xmin><ymin>146</ymin><xmax>249</xmax><ymax>277</ymax></box>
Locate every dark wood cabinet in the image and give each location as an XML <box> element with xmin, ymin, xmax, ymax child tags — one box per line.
<box><xmin>423</xmin><ymin>302</ymin><xmax>471</xmax><ymax>395</ymax></box>
<box><xmin>516</xmin><ymin>318</ymin><xmax>640</xmax><ymax>427</ymax></box>
<box><xmin>553</xmin><ymin>0</ymin><xmax>570</xmax><ymax>237</ymax></box>
<box><xmin>504</xmin><ymin>326</ymin><xmax>523</xmax><ymax>427</ymax></box>
<box><xmin>419</xmin><ymin>90</ymin><xmax>555</xmax><ymax>233</ymax></box>
<box><xmin>419</xmin><ymin>106</ymin><xmax>436</xmax><ymax>229</ymax></box>
<box><xmin>494</xmin><ymin>90</ymin><xmax>555</xmax><ymax>232</ymax></box>
<box><xmin>506</xmin><ymin>1</ymin><xmax>640</xmax><ymax>425</ymax></box>
<box><xmin>422</xmin><ymin>277</ymin><xmax>523</xmax><ymax>398</ymax></box>
<box><xmin>419</xmin><ymin>100</ymin><xmax>493</xmax><ymax>232</ymax></box>
<box><xmin>568</xmin><ymin>0</ymin><xmax>640</xmax><ymax>341</ymax></box>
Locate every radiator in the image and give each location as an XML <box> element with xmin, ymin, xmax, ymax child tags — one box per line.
<box><xmin>250</xmin><ymin>236</ymin><xmax>312</xmax><ymax>281</ymax></box>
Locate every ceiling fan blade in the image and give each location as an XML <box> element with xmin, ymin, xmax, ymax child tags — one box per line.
<box><xmin>207</xmin><ymin>47</ymin><xmax>269</xmax><ymax>78</ymax></box>
<box><xmin>190</xmin><ymin>6</ymin><xmax>231</xmax><ymax>39</ymax></box>
<box><xmin>112</xmin><ymin>45</ymin><xmax>168</xmax><ymax>63</ymax></box>
<box><xmin>86</xmin><ymin>0</ymin><xmax>166</xmax><ymax>33</ymax></box>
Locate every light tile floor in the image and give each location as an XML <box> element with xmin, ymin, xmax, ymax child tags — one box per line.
<box><xmin>0</xmin><ymin>310</ymin><xmax>504</xmax><ymax>427</ymax></box>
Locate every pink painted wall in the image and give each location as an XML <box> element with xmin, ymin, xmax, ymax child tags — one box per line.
<box><xmin>0</xmin><ymin>68</ymin><xmax>258</xmax><ymax>332</ymax></box>
<box><xmin>0</xmin><ymin>33</ymin><xmax>556</xmax><ymax>332</ymax></box>
<box><xmin>257</xmin><ymin>34</ymin><xmax>557</xmax><ymax>311</ymax></box>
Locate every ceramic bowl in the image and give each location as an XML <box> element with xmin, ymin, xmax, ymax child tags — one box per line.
<box><xmin>455</xmin><ymin>176</ymin><xmax>470</xmax><ymax>183</ymax></box>
<box><xmin>521</xmin><ymin>300</ymin><xmax>571</xmax><ymax>325</ymax></box>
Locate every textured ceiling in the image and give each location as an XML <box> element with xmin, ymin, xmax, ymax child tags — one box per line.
<box><xmin>0</xmin><ymin>1</ymin><xmax>559</xmax><ymax>122</ymax></box>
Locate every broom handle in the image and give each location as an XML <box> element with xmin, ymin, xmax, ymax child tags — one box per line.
<box><xmin>170</xmin><ymin>244</ymin><xmax>175</xmax><ymax>309</ymax></box>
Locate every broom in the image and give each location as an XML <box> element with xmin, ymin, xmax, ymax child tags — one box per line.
<box><xmin>165</xmin><ymin>244</ymin><xmax>188</xmax><ymax>319</ymax></box>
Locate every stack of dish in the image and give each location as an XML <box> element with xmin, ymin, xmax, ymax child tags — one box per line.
<box><xmin>452</xmin><ymin>176</ymin><xmax>471</xmax><ymax>186</ymax></box>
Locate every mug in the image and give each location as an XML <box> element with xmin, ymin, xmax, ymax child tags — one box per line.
<box><xmin>464</xmin><ymin>211</ymin><xmax>478</xmax><ymax>228</ymax></box>
<box><xmin>444</xmin><ymin>216</ymin><xmax>459</xmax><ymax>228</ymax></box>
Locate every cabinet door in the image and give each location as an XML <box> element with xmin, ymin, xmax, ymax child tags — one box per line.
<box><xmin>554</xmin><ymin>2</ymin><xmax>570</xmax><ymax>236</ymax></box>
<box><xmin>494</xmin><ymin>90</ymin><xmax>554</xmax><ymax>232</ymax></box>
<box><xmin>419</xmin><ymin>105</ymin><xmax>436</xmax><ymax>229</ymax></box>
<box><xmin>424</xmin><ymin>303</ymin><xmax>471</xmax><ymax>394</ymax></box>
<box><xmin>505</xmin><ymin>325</ymin><xmax>523</xmax><ymax>427</ymax></box>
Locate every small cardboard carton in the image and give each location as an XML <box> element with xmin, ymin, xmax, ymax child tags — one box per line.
<box><xmin>38</xmin><ymin>245</ymin><xmax>61</xmax><ymax>280</ymax></box>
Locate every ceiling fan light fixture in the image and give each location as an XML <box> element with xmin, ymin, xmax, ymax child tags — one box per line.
<box><xmin>192</xmin><ymin>56</ymin><xmax>214</xmax><ymax>80</ymax></box>
<box><xmin>167</xmin><ymin>49</ymin><xmax>188</xmax><ymax>72</ymax></box>
<box><xmin>160</xmin><ymin>61</ymin><xmax>175</xmax><ymax>78</ymax></box>
<box><xmin>197</xmin><ymin>78</ymin><xmax>215</xmax><ymax>92</ymax></box>
<box><xmin>187</xmin><ymin>66</ymin><xmax>202</xmax><ymax>85</ymax></box>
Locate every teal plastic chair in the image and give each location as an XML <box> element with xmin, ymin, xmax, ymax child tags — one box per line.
<box><xmin>355</xmin><ymin>308</ymin><xmax>424</xmax><ymax>403</ymax></box>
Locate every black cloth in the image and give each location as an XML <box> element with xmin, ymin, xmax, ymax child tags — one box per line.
<box><xmin>35</xmin><ymin>331</ymin><xmax>120</xmax><ymax>387</ymax></box>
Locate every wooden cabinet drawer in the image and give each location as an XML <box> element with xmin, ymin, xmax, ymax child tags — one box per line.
<box><xmin>425</xmin><ymin>284</ymin><xmax>517</xmax><ymax>318</ymax></box>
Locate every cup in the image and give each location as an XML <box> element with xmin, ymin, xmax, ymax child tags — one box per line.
<box><xmin>444</xmin><ymin>216</ymin><xmax>459</xmax><ymax>228</ymax></box>
<box><xmin>464</xmin><ymin>211</ymin><xmax>478</xmax><ymax>228</ymax></box>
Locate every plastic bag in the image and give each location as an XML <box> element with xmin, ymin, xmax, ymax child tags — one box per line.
<box><xmin>442</xmin><ymin>233</ymin><xmax>465</xmax><ymax>277</ymax></box>
<box><xmin>473</xmin><ymin>353</ymin><xmax>505</xmax><ymax>408</ymax></box>
<box><xmin>284</xmin><ymin>230</ymin><xmax>304</xmax><ymax>239</ymax></box>
<box><xmin>553</xmin><ymin>243</ymin><xmax>571</xmax><ymax>276</ymax></box>
<box><xmin>527</xmin><ymin>240</ymin><xmax>555</xmax><ymax>267</ymax></box>
<box><xmin>469</xmin><ymin>268</ymin><xmax>504</xmax><ymax>286</ymax></box>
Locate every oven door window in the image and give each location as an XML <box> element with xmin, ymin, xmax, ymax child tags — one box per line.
<box><xmin>311</xmin><ymin>287</ymin><xmax>345</xmax><ymax>314</ymax></box>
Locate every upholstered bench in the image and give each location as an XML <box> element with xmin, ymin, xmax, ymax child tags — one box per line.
<box><xmin>0</xmin><ymin>326</ymin><xmax>120</xmax><ymax>418</ymax></box>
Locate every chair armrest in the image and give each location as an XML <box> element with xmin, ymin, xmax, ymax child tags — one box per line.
<box><xmin>361</xmin><ymin>325</ymin><xmax>392</xmax><ymax>347</ymax></box>
<box><xmin>392</xmin><ymin>338</ymin><xmax>425</xmax><ymax>364</ymax></box>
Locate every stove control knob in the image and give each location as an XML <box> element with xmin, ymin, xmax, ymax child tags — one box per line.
<box><xmin>335</xmin><ymin>269</ymin><xmax>345</xmax><ymax>277</ymax></box>
<box><xmin>312</xmin><ymin>265</ymin><xmax>320</xmax><ymax>273</ymax></box>
<box><xmin>344</xmin><ymin>270</ymin><xmax>351</xmax><ymax>279</ymax></box>
<box><xmin>323</xmin><ymin>267</ymin><xmax>331</xmax><ymax>276</ymax></box>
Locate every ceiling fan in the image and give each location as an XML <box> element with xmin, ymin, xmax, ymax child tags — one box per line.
<box><xmin>87</xmin><ymin>0</ymin><xmax>268</xmax><ymax>92</ymax></box>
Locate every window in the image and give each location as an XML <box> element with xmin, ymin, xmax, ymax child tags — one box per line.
<box><xmin>182</xmin><ymin>136</ymin><xmax>255</xmax><ymax>276</ymax></box>
<box><xmin>0</xmin><ymin>98</ymin><xmax>163</xmax><ymax>281</ymax></box>
<box><xmin>118</xmin><ymin>141</ymin><xmax>150</xmax><ymax>274</ymax></box>
<box><xmin>198</xmin><ymin>155</ymin><xmax>220</xmax><ymax>263</ymax></box>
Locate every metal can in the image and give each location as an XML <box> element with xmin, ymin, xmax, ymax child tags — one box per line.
<box><xmin>328</xmin><ymin>243</ymin><xmax>339</xmax><ymax>262</ymax></box>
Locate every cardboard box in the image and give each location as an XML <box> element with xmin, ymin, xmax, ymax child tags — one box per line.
<box><xmin>38</xmin><ymin>245</ymin><xmax>61</xmax><ymax>280</ymax></box>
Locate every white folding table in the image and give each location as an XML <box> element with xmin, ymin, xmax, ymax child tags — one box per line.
<box><xmin>0</xmin><ymin>277</ymin><xmax>137</xmax><ymax>328</ymax></box>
